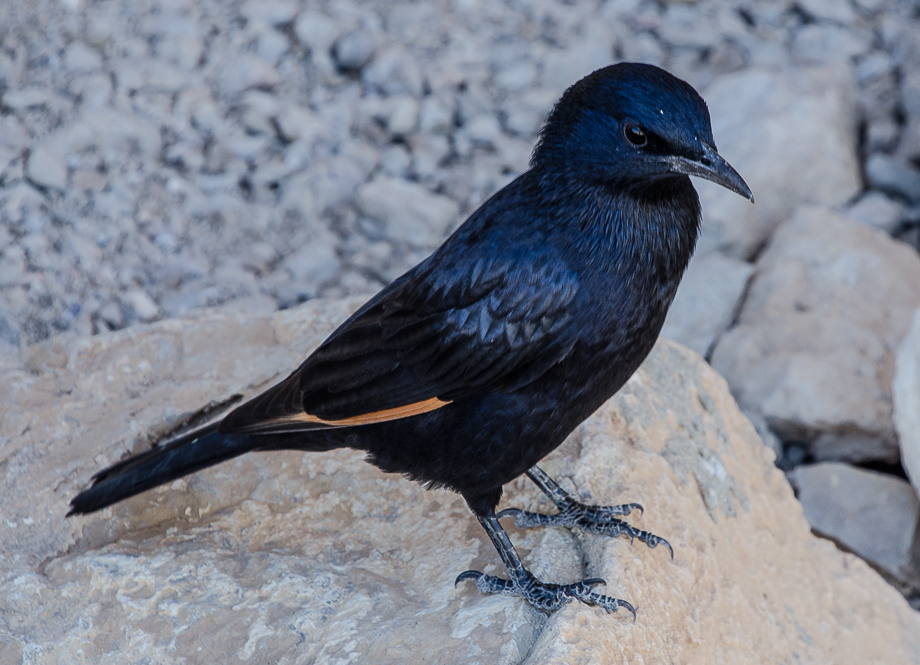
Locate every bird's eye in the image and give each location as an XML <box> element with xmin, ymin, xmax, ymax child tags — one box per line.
<box><xmin>624</xmin><ymin>124</ymin><xmax>647</xmax><ymax>147</ymax></box>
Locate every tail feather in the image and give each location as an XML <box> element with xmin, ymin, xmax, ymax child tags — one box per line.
<box><xmin>68</xmin><ymin>422</ymin><xmax>252</xmax><ymax>516</ymax></box>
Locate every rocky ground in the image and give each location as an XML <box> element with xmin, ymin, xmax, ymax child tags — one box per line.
<box><xmin>2</xmin><ymin>0</ymin><xmax>920</xmax><ymax>622</ymax></box>
<box><xmin>4</xmin><ymin>302</ymin><xmax>919</xmax><ymax>663</ymax></box>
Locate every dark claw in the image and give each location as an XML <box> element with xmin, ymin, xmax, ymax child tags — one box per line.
<box><xmin>647</xmin><ymin>535</ymin><xmax>674</xmax><ymax>560</ymax></box>
<box><xmin>498</xmin><ymin>498</ymin><xmax>673</xmax><ymax>559</ymax></box>
<box><xmin>620</xmin><ymin>599</ymin><xmax>638</xmax><ymax>621</ymax></box>
<box><xmin>457</xmin><ymin>568</ymin><xmax>634</xmax><ymax>616</ymax></box>
<box><xmin>455</xmin><ymin>570</ymin><xmax>483</xmax><ymax>587</ymax></box>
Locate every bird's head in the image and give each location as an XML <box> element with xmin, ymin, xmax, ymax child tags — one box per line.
<box><xmin>532</xmin><ymin>62</ymin><xmax>753</xmax><ymax>202</ymax></box>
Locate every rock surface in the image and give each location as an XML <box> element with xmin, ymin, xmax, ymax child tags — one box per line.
<box><xmin>895</xmin><ymin>307</ymin><xmax>920</xmax><ymax>497</ymax></box>
<box><xmin>711</xmin><ymin>205</ymin><xmax>920</xmax><ymax>463</ymax></box>
<box><xmin>660</xmin><ymin>251</ymin><xmax>753</xmax><ymax>358</ymax></box>
<box><xmin>792</xmin><ymin>462</ymin><xmax>920</xmax><ymax>591</ymax></box>
<box><xmin>696</xmin><ymin>66</ymin><xmax>861</xmax><ymax>259</ymax></box>
<box><xmin>2</xmin><ymin>299</ymin><xmax>918</xmax><ymax>664</ymax></box>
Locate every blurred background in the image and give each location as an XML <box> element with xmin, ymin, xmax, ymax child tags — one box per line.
<box><xmin>1</xmin><ymin>0</ymin><xmax>919</xmax><ymax>608</ymax></box>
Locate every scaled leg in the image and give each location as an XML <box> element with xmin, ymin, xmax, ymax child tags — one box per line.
<box><xmin>455</xmin><ymin>511</ymin><xmax>635</xmax><ymax>618</ymax></box>
<box><xmin>498</xmin><ymin>466</ymin><xmax>673</xmax><ymax>557</ymax></box>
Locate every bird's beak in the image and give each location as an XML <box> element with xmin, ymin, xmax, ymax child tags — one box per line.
<box><xmin>666</xmin><ymin>143</ymin><xmax>754</xmax><ymax>202</ymax></box>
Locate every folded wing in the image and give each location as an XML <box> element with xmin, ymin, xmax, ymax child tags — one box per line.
<box><xmin>219</xmin><ymin>252</ymin><xmax>579</xmax><ymax>435</ymax></box>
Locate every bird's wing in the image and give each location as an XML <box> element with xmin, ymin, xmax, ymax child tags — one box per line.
<box><xmin>219</xmin><ymin>253</ymin><xmax>579</xmax><ymax>435</ymax></box>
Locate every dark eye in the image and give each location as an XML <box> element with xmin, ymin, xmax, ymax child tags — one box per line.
<box><xmin>624</xmin><ymin>124</ymin><xmax>647</xmax><ymax>147</ymax></box>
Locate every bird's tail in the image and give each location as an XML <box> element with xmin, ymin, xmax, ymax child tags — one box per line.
<box><xmin>68</xmin><ymin>422</ymin><xmax>252</xmax><ymax>516</ymax></box>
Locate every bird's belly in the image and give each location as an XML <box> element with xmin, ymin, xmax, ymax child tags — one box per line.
<box><xmin>353</xmin><ymin>322</ymin><xmax>663</xmax><ymax>498</ymax></box>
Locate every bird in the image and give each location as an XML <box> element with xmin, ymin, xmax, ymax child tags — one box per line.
<box><xmin>69</xmin><ymin>62</ymin><xmax>752</xmax><ymax>618</ymax></box>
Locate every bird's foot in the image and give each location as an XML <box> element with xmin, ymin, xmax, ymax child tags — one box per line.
<box><xmin>455</xmin><ymin>568</ymin><xmax>635</xmax><ymax>618</ymax></box>
<box><xmin>497</xmin><ymin>499</ymin><xmax>673</xmax><ymax>558</ymax></box>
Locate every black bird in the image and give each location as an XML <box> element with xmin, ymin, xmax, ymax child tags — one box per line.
<box><xmin>69</xmin><ymin>63</ymin><xmax>752</xmax><ymax>617</ymax></box>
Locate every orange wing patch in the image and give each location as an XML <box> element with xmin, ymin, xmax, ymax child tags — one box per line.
<box><xmin>283</xmin><ymin>397</ymin><xmax>451</xmax><ymax>428</ymax></box>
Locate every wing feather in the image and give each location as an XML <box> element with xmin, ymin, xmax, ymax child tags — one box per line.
<box><xmin>220</xmin><ymin>233</ymin><xmax>579</xmax><ymax>435</ymax></box>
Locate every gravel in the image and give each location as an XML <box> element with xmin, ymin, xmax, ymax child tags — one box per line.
<box><xmin>0</xmin><ymin>0</ymin><xmax>915</xmax><ymax>348</ymax></box>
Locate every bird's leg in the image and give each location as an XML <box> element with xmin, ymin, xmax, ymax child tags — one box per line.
<box><xmin>497</xmin><ymin>466</ymin><xmax>673</xmax><ymax>558</ymax></box>
<box><xmin>455</xmin><ymin>511</ymin><xmax>636</xmax><ymax>618</ymax></box>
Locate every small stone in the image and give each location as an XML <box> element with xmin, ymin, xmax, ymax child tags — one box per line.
<box><xmin>459</xmin><ymin>113</ymin><xmax>501</xmax><ymax>150</ymax></box>
<box><xmin>661</xmin><ymin>252</ymin><xmax>754</xmax><ymax>358</ymax></box>
<box><xmin>791</xmin><ymin>25</ymin><xmax>868</xmax><ymax>65</ymax></box>
<box><xmin>241</xmin><ymin>0</ymin><xmax>299</xmax><ymax>26</ymax></box>
<box><xmin>121</xmin><ymin>289</ymin><xmax>160</xmax><ymax>322</ymax></box>
<box><xmin>281</xmin><ymin>236</ymin><xmax>340</xmax><ymax>286</ymax></box>
<box><xmin>63</xmin><ymin>42</ymin><xmax>103</xmax><ymax>73</ymax></box>
<box><xmin>72</xmin><ymin>74</ymin><xmax>113</xmax><ymax>108</ymax></box>
<box><xmin>1</xmin><ymin>88</ymin><xmax>52</xmax><ymax>111</ymax></box>
<box><xmin>796</xmin><ymin>0</ymin><xmax>858</xmax><ymax>24</ymax></box>
<box><xmin>26</xmin><ymin>144</ymin><xmax>68</xmax><ymax>190</ymax></box>
<box><xmin>866</xmin><ymin>153</ymin><xmax>920</xmax><ymax>203</ymax></box>
<box><xmin>217</xmin><ymin>54</ymin><xmax>281</xmax><ymax>96</ymax></box>
<box><xmin>385</xmin><ymin>96</ymin><xmax>419</xmax><ymax>136</ymax></box>
<box><xmin>418</xmin><ymin>96</ymin><xmax>452</xmax><ymax>136</ymax></box>
<box><xmin>254</xmin><ymin>25</ymin><xmax>290</xmax><ymax>65</ymax></box>
<box><xmin>379</xmin><ymin>145</ymin><xmax>411</xmax><ymax>178</ymax></box>
<box><xmin>501</xmin><ymin>88</ymin><xmax>556</xmax><ymax>138</ymax></box>
<box><xmin>854</xmin><ymin>51</ymin><xmax>894</xmax><ymax>85</ymax></box>
<box><xmin>362</xmin><ymin>47</ymin><xmax>423</xmax><ymax>97</ymax></box>
<box><xmin>494</xmin><ymin>60</ymin><xmax>537</xmax><ymax>92</ymax></box>
<box><xmin>276</xmin><ymin>104</ymin><xmax>322</xmax><ymax>143</ymax></box>
<box><xmin>865</xmin><ymin>116</ymin><xmax>901</xmax><ymax>153</ymax></box>
<box><xmin>293</xmin><ymin>10</ymin><xmax>338</xmax><ymax>54</ymax></box>
<box><xmin>332</xmin><ymin>28</ymin><xmax>378</xmax><ymax>72</ymax></box>
<box><xmin>96</xmin><ymin>301</ymin><xmax>125</xmax><ymax>329</ymax></box>
<box><xmin>0</xmin><ymin>245</ymin><xmax>26</xmax><ymax>287</ymax></box>
<box><xmin>356</xmin><ymin>176</ymin><xmax>459</xmax><ymax>247</ymax></box>
<box><xmin>843</xmin><ymin>191</ymin><xmax>905</xmax><ymax>234</ymax></box>
<box><xmin>408</xmin><ymin>134</ymin><xmax>450</xmax><ymax>178</ymax></box>
<box><xmin>792</xmin><ymin>462</ymin><xmax>920</xmax><ymax>590</ymax></box>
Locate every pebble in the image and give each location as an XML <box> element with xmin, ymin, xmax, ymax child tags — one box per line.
<box><xmin>843</xmin><ymin>191</ymin><xmax>906</xmax><ymax>233</ymax></box>
<box><xmin>866</xmin><ymin>153</ymin><xmax>920</xmax><ymax>203</ymax></box>
<box><xmin>333</xmin><ymin>28</ymin><xmax>379</xmax><ymax>72</ymax></box>
<box><xmin>25</xmin><ymin>144</ymin><xmax>68</xmax><ymax>190</ymax></box>
<box><xmin>356</xmin><ymin>176</ymin><xmax>459</xmax><ymax>247</ymax></box>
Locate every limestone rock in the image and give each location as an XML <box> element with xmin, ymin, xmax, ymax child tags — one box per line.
<box><xmin>894</xmin><ymin>307</ymin><xmax>920</xmax><ymax>496</ymax></box>
<box><xmin>26</xmin><ymin>142</ymin><xmax>68</xmax><ymax>190</ymax></box>
<box><xmin>696</xmin><ymin>66</ymin><xmax>861</xmax><ymax>259</ymax></box>
<box><xmin>866</xmin><ymin>153</ymin><xmax>920</xmax><ymax>203</ymax></box>
<box><xmin>711</xmin><ymin>205</ymin><xmax>920</xmax><ymax>463</ymax></box>
<box><xmin>660</xmin><ymin>251</ymin><xmax>754</xmax><ymax>358</ymax></box>
<box><xmin>792</xmin><ymin>462</ymin><xmax>920</xmax><ymax>590</ymax></box>
<box><xmin>844</xmin><ymin>190</ymin><xmax>906</xmax><ymax>234</ymax></box>
<box><xmin>1</xmin><ymin>299</ymin><xmax>918</xmax><ymax>663</ymax></box>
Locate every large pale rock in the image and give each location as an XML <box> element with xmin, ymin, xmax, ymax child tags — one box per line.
<box><xmin>792</xmin><ymin>462</ymin><xmax>920</xmax><ymax>590</ymax></box>
<box><xmin>2</xmin><ymin>300</ymin><xmax>918</xmax><ymax>663</ymax></box>
<box><xmin>894</xmin><ymin>307</ymin><xmax>920</xmax><ymax>496</ymax></box>
<box><xmin>660</xmin><ymin>251</ymin><xmax>754</xmax><ymax>358</ymax></box>
<box><xmin>712</xmin><ymin>205</ymin><xmax>920</xmax><ymax>463</ymax></box>
<box><xmin>696</xmin><ymin>66</ymin><xmax>861</xmax><ymax>259</ymax></box>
